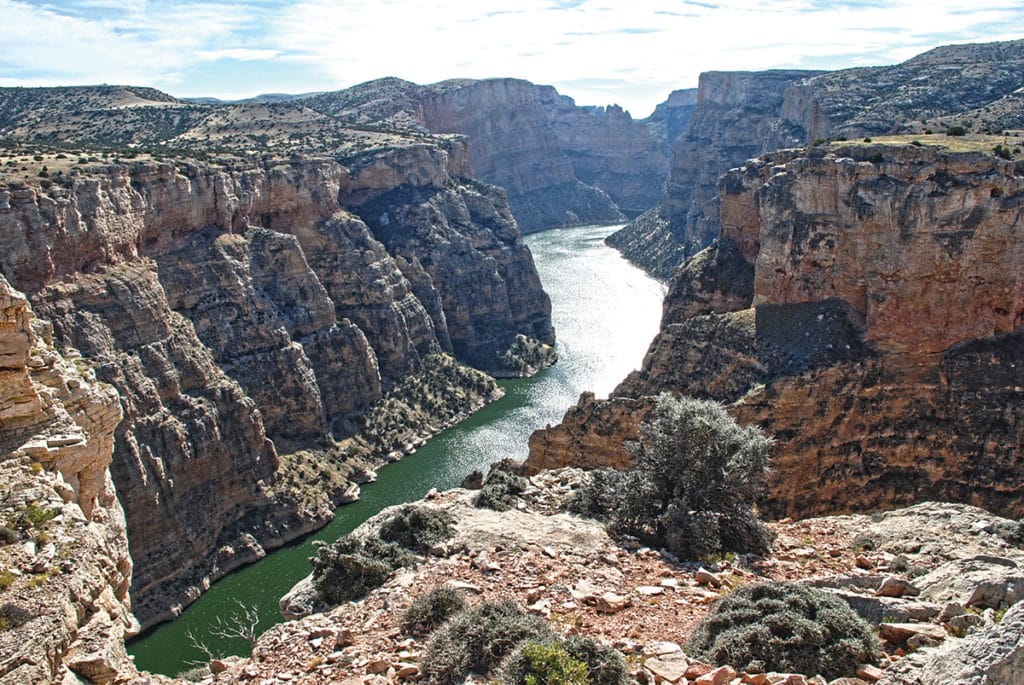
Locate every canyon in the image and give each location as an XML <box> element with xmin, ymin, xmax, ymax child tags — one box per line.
<box><xmin>529</xmin><ymin>141</ymin><xmax>1024</xmax><ymax>520</ymax></box>
<box><xmin>610</xmin><ymin>39</ymin><xmax>1024</xmax><ymax>279</ymax></box>
<box><xmin>1</xmin><ymin>37</ymin><xmax>1023</xmax><ymax>685</ymax></box>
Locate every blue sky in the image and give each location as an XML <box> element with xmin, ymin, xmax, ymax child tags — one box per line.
<box><xmin>2</xmin><ymin>0</ymin><xmax>1022</xmax><ymax>117</ymax></box>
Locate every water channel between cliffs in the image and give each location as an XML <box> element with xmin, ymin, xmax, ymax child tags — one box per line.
<box><xmin>128</xmin><ymin>223</ymin><xmax>666</xmax><ymax>676</ymax></box>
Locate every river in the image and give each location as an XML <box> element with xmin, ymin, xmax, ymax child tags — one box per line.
<box><xmin>128</xmin><ymin>223</ymin><xmax>665</xmax><ymax>676</ymax></box>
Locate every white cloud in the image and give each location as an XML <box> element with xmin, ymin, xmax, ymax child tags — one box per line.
<box><xmin>0</xmin><ymin>0</ymin><xmax>1021</xmax><ymax>115</ymax></box>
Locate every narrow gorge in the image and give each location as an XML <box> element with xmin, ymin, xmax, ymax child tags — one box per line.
<box><xmin>1</xmin><ymin>36</ymin><xmax>1024</xmax><ymax>685</ymax></box>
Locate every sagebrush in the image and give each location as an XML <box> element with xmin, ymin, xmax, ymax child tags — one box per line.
<box><xmin>423</xmin><ymin>600</ymin><xmax>554</xmax><ymax>684</ymax></box>
<box><xmin>687</xmin><ymin>582</ymin><xmax>881</xmax><ymax>679</ymax></box>
<box><xmin>570</xmin><ymin>393</ymin><xmax>773</xmax><ymax>560</ymax></box>
<box><xmin>401</xmin><ymin>586</ymin><xmax>466</xmax><ymax>636</ymax></box>
<box><xmin>310</xmin><ymin>536</ymin><xmax>413</xmax><ymax>604</ymax></box>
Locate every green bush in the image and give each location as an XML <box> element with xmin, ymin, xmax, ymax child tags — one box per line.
<box><xmin>994</xmin><ymin>144</ymin><xmax>1013</xmax><ymax>160</ymax></box>
<box><xmin>401</xmin><ymin>586</ymin><xmax>466</xmax><ymax>636</ymax></box>
<box><xmin>687</xmin><ymin>582</ymin><xmax>881</xmax><ymax>680</ymax></box>
<box><xmin>946</xmin><ymin>125</ymin><xmax>967</xmax><ymax>136</ymax></box>
<box><xmin>310</xmin><ymin>536</ymin><xmax>414</xmax><ymax>604</ymax></box>
<box><xmin>474</xmin><ymin>469</ymin><xmax>529</xmax><ymax>512</ymax></box>
<box><xmin>379</xmin><ymin>505</ymin><xmax>453</xmax><ymax>553</ymax></box>
<box><xmin>574</xmin><ymin>393</ymin><xmax>773</xmax><ymax>560</ymax></box>
<box><xmin>563</xmin><ymin>636</ymin><xmax>629</xmax><ymax>685</ymax></box>
<box><xmin>501</xmin><ymin>641</ymin><xmax>589</xmax><ymax>685</ymax></box>
<box><xmin>501</xmin><ymin>635</ymin><xmax>628</xmax><ymax>685</ymax></box>
<box><xmin>423</xmin><ymin>600</ymin><xmax>554</xmax><ymax>684</ymax></box>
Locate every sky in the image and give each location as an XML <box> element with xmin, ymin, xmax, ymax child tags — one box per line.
<box><xmin>1</xmin><ymin>1</ymin><xmax>1022</xmax><ymax>118</ymax></box>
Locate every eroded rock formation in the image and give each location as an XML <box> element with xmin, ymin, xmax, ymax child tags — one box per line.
<box><xmin>610</xmin><ymin>38</ymin><xmax>1024</xmax><ymax>279</ymax></box>
<box><xmin>0</xmin><ymin>274</ymin><xmax>137</xmax><ymax>684</ymax></box>
<box><xmin>0</xmin><ymin>130</ymin><xmax>553</xmax><ymax>626</ymax></box>
<box><xmin>529</xmin><ymin>143</ymin><xmax>1024</xmax><ymax>520</ymax></box>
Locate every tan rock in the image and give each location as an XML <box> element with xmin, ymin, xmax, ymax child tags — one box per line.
<box><xmin>685</xmin><ymin>661</ymin><xmax>715</xmax><ymax>679</ymax></box>
<box><xmin>594</xmin><ymin>592</ymin><xmax>632</xmax><ymax>614</ymax></box>
<box><xmin>693</xmin><ymin>664</ymin><xmax>738</xmax><ymax>685</ymax></box>
<box><xmin>645</xmin><ymin>656</ymin><xmax>689</xmax><ymax>683</ymax></box>
<box><xmin>879</xmin><ymin>622</ymin><xmax>947</xmax><ymax>646</ymax></box>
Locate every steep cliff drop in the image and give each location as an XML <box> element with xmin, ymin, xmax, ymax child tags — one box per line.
<box><xmin>0</xmin><ymin>87</ymin><xmax>556</xmax><ymax>631</ymax></box>
<box><xmin>529</xmin><ymin>141</ymin><xmax>1024</xmax><ymax>520</ymax></box>
<box><xmin>305</xmin><ymin>77</ymin><xmax>670</xmax><ymax>232</ymax></box>
<box><xmin>0</xmin><ymin>274</ymin><xmax>137</xmax><ymax>684</ymax></box>
<box><xmin>609</xmin><ymin>38</ymin><xmax>1024</xmax><ymax>279</ymax></box>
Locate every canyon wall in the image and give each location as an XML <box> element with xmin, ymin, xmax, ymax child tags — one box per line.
<box><xmin>529</xmin><ymin>143</ymin><xmax>1024</xmax><ymax>519</ymax></box>
<box><xmin>0</xmin><ymin>136</ymin><xmax>553</xmax><ymax>627</ymax></box>
<box><xmin>610</xmin><ymin>38</ymin><xmax>1024</xmax><ymax>279</ymax></box>
<box><xmin>309</xmin><ymin>77</ymin><xmax>671</xmax><ymax>232</ymax></box>
<box><xmin>0</xmin><ymin>275</ymin><xmax>138</xmax><ymax>684</ymax></box>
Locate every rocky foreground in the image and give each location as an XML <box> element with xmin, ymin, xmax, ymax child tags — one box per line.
<box><xmin>158</xmin><ymin>471</ymin><xmax>1024</xmax><ymax>685</ymax></box>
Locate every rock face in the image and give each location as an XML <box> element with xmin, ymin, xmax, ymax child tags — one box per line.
<box><xmin>0</xmin><ymin>130</ymin><xmax>554</xmax><ymax>626</ymax></box>
<box><xmin>607</xmin><ymin>70</ymin><xmax>816</xmax><ymax>279</ymax></box>
<box><xmin>309</xmin><ymin>77</ymin><xmax>671</xmax><ymax>232</ymax></box>
<box><xmin>420</xmin><ymin>79</ymin><xmax>626</xmax><ymax>231</ymax></box>
<box><xmin>528</xmin><ymin>144</ymin><xmax>1024</xmax><ymax>520</ymax></box>
<box><xmin>0</xmin><ymin>274</ymin><xmax>137</xmax><ymax>684</ymax></box>
<box><xmin>881</xmin><ymin>601</ymin><xmax>1024</xmax><ymax>685</ymax></box>
<box><xmin>610</xmin><ymin>38</ymin><xmax>1024</xmax><ymax>279</ymax></box>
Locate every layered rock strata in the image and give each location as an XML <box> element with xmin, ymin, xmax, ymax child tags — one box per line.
<box><xmin>607</xmin><ymin>70</ymin><xmax>816</xmax><ymax>278</ymax></box>
<box><xmin>0</xmin><ymin>139</ymin><xmax>553</xmax><ymax>626</ymax></box>
<box><xmin>611</xmin><ymin>39</ymin><xmax>1024</xmax><ymax>278</ymax></box>
<box><xmin>529</xmin><ymin>144</ymin><xmax>1024</xmax><ymax>520</ymax></box>
<box><xmin>310</xmin><ymin>77</ymin><xmax>670</xmax><ymax>231</ymax></box>
<box><xmin>0</xmin><ymin>274</ymin><xmax>137</xmax><ymax>684</ymax></box>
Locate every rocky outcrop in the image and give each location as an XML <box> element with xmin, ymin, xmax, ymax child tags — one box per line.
<box><xmin>529</xmin><ymin>144</ymin><xmax>1024</xmax><ymax>520</ymax></box>
<box><xmin>607</xmin><ymin>70</ymin><xmax>815</xmax><ymax>279</ymax></box>
<box><xmin>610</xmin><ymin>39</ymin><xmax>1024</xmax><ymax>279</ymax></box>
<box><xmin>645</xmin><ymin>89</ymin><xmax>698</xmax><ymax>158</ymax></box>
<box><xmin>0</xmin><ymin>136</ymin><xmax>554</xmax><ymax>626</ymax></box>
<box><xmin>0</xmin><ymin>274</ymin><xmax>137</xmax><ymax>684</ymax></box>
<box><xmin>420</xmin><ymin>79</ymin><xmax>625</xmax><ymax>231</ymax></box>
<box><xmin>309</xmin><ymin>77</ymin><xmax>669</xmax><ymax>231</ymax></box>
<box><xmin>881</xmin><ymin>601</ymin><xmax>1024</xmax><ymax>685</ymax></box>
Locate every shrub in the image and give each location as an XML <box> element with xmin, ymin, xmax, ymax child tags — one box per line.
<box><xmin>946</xmin><ymin>125</ymin><xmax>967</xmax><ymax>136</ymax></box>
<box><xmin>994</xmin><ymin>144</ymin><xmax>1012</xmax><ymax>160</ymax></box>
<box><xmin>379</xmin><ymin>506</ymin><xmax>452</xmax><ymax>553</ymax></box>
<box><xmin>501</xmin><ymin>635</ymin><xmax>628</xmax><ymax>685</ymax></box>
<box><xmin>576</xmin><ymin>394</ymin><xmax>773</xmax><ymax>560</ymax></box>
<box><xmin>0</xmin><ymin>570</ymin><xmax>14</xmax><ymax>591</ymax></box>
<box><xmin>501</xmin><ymin>641</ymin><xmax>589</xmax><ymax>685</ymax></box>
<box><xmin>474</xmin><ymin>469</ymin><xmax>529</xmax><ymax>512</ymax></box>
<box><xmin>687</xmin><ymin>582</ymin><xmax>881</xmax><ymax>680</ymax></box>
<box><xmin>310</xmin><ymin>535</ymin><xmax>413</xmax><ymax>604</ymax></box>
<box><xmin>423</xmin><ymin>600</ymin><xmax>554</xmax><ymax>684</ymax></box>
<box><xmin>0</xmin><ymin>527</ymin><xmax>19</xmax><ymax>546</ymax></box>
<box><xmin>0</xmin><ymin>602</ymin><xmax>33</xmax><ymax>631</ymax></box>
<box><xmin>563</xmin><ymin>636</ymin><xmax>629</xmax><ymax>685</ymax></box>
<box><xmin>401</xmin><ymin>586</ymin><xmax>466</xmax><ymax>636</ymax></box>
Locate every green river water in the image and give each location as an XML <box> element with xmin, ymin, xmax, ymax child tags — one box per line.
<box><xmin>128</xmin><ymin>223</ymin><xmax>666</xmax><ymax>675</ymax></box>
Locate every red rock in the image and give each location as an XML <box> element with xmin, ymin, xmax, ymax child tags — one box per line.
<box><xmin>684</xmin><ymin>660</ymin><xmax>714</xmax><ymax>679</ymax></box>
<box><xmin>693</xmin><ymin>664</ymin><xmax>737</xmax><ymax>685</ymax></box>
<box><xmin>855</xmin><ymin>663</ymin><xmax>884</xmax><ymax>682</ymax></box>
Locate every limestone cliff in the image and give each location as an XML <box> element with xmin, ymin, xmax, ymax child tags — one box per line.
<box><xmin>309</xmin><ymin>77</ymin><xmax>670</xmax><ymax>231</ymax></box>
<box><xmin>606</xmin><ymin>70</ymin><xmax>816</xmax><ymax>279</ymax></box>
<box><xmin>610</xmin><ymin>39</ymin><xmax>1024</xmax><ymax>279</ymax></box>
<box><xmin>1</xmin><ymin>274</ymin><xmax>137</xmax><ymax>684</ymax></box>
<box><xmin>0</xmin><ymin>126</ymin><xmax>553</xmax><ymax>627</ymax></box>
<box><xmin>529</xmin><ymin>143</ymin><xmax>1024</xmax><ymax>520</ymax></box>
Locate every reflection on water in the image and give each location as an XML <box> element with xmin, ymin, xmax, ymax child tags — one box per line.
<box><xmin>128</xmin><ymin>224</ymin><xmax>665</xmax><ymax>675</ymax></box>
